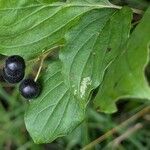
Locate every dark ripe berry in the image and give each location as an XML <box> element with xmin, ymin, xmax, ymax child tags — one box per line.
<box><xmin>19</xmin><ymin>79</ymin><xmax>40</xmax><ymax>99</ymax></box>
<box><xmin>3</xmin><ymin>55</ymin><xmax>25</xmax><ymax>83</ymax></box>
<box><xmin>3</xmin><ymin>68</ymin><xmax>24</xmax><ymax>84</ymax></box>
<box><xmin>4</xmin><ymin>55</ymin><xmax>25</xmax><ymax>76</ymax></box>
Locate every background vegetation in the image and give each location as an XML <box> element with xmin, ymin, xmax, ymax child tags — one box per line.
<box><xmin>0</xmin><ymin>0</ymin><xmax>150</xmax><ymax>150</ymax></box>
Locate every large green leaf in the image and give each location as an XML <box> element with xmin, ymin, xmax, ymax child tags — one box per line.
<box><xmin>25</xmin><ymin>61</ymin><xmax>85</xmax><ymax>143</ymax></box>
<box><xmin>94</xmin><ymin>7</ymin><xmax>150</xmax><ymax>113</ymax></box>
<box><xmin>25</xmin><ymin>7</ymin><xmax>132</xmax><ymax>144</ymax></box>
<box><xmin>0</xmin><ymin>0</ymin><xmax>116</xmax><ymax>59</ymax></box>
<box><xmin>60</xmin><ymin>7</ymin><xmax>132</xmax><ymax>102</ymax></box>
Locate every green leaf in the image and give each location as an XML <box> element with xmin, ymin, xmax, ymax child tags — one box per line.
<box><xmin>94</xmin><ymin>7</ymin><xmax>150</xmax><ymax>113</ymax></box>
<box><xmin>60</xmin><ymin>7</ymin><xmax>132</xmax><ymax>102</ymax></box>
<box><xmin>25</xmin><ymin>61</ymin><xmax>85</xmax><ymax>143</ymax></box>
<box><xmin>25</xmin><ymin>7</ymin><xmax>132</xmax><ymax>143</ymax></box>
<box><xmin>0</xmin><ymin>0</ymin><xmax>116</xmax><ymax>59</ymax></box>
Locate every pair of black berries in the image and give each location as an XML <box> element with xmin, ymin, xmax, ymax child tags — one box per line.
<box><xmin>2</xmin><ymin>55</ymin><xmax>40</xmax><ymax>99</ymax></box>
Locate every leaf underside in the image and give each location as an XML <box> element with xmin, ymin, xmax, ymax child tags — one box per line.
<box><xmin>25</xmin><ymin>6</ymin><xmax>132</xmax><ymax>143</ymax></box>
<box><xmin>25</xmin><ymin>61</ymin><xmax>85</xmax><ymax>143</ymax></box>
<box><xmin>60</xmin><ymin>7</ymin><xmax>132</xmax><ymax>103</ymax></box>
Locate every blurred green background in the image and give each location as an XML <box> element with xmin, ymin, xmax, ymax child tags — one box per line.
<box><xmin>0</xmin><ymin>0</ymin><xmax>150</xmax><ymax>150</ymax></box>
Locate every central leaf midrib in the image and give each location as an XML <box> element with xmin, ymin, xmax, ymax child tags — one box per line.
<box><xmin>0</xmin><ymin>3</ymin><xmax>117</xmax><ymax>11</ymax></box>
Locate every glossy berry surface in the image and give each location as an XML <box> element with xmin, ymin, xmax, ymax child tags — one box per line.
<box><xmin>3</xmin><ymin>55</ymin><xmax>25</xmax><ymax>83</ymax></box>
<box><xmin>4</xmin><ymin>55</ymin><xmax>25</xmax><ymax>76</ymax></box>
<box><xmin>3</xmin><ymin>69</ymin><xmax>24</xmax><ymax>84</ymax></box>
<box><xmin>19</xmin><ymin>79</ymin><xmax>40</xmax><ymax>99</ymax></box>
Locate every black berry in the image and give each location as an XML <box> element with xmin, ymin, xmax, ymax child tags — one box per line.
<box><xmin>4</xmin><ymin>55</ymin><xmax>25</xmax><ymax>76</ymax></box>
<box><xmin>3</xmin><ymin>69</ymin><xmax>24</xmax><ymax>83</ymax></box>
<box><xmin>3</xmin><ymin>55</ymin><xmax>25</xmax><ymax>83</ymax></box>
<box><xmin>19</xmin><ymin>79</ymin><xmax>40</xmax><ymax>99</ymax></box>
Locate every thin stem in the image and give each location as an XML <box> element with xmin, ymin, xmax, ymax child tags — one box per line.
<box><xmin>109</xmin><ymin>123</ymin><xmax>143</xmax><ymax>148</ymax></box>
<box><xmin>131</xmin><ymin>8</ymin><xmax>143</xmax><ymax>15</ymax></box>
<box><xmin>132</xmin><ymin>20</ymin><xmax>140</xmax><ymax>27</ymax></box>
<box><xmin>34</xmin><ymin>54</ymin><xmax>47</xmax><ymax>82</ymax></box>
<box><xmin>82</xmin><ymin>106</ymin><xmax>150</xmax><ymax>150</ymax></box>
<box><xmin>34</xmin><ymin>45</ymin><xmax>64</xmax><ymax>82</ymax></box>
<box><xmin>43</xmin><ymin>44</ymin><xmax>64</xmax><ymax>55</ymax></box>
<box><xmin>110</xmin><ymin>4</ymin><xmax>143</xmax><ymax>15</ymax></box>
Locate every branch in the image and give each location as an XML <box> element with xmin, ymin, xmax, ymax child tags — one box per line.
<box><xmin>82</xmin><ymin>106</ymin><xmax>150</xmax><ymax>150</ymax></box>
<box><xmin>109</xmin><ymin>123</ymin><xmax>143</xmax><ymax>148</ymax></box>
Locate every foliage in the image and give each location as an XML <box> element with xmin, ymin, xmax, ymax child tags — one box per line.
<box><xmin>0</xmin><ymin>0</ymin><xmax>150</xmax><ymax>148</ymax></box>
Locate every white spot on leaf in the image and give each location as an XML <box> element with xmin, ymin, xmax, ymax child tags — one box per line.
<box><xmin>74</xmin><ymin>89</ymin><xmax>77</xmax><ymax>95</ymax></box>
<box><xmin>80</xmin><ymin>77</ymin><xmax>92</xmax><ymax>98</ymax></box>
